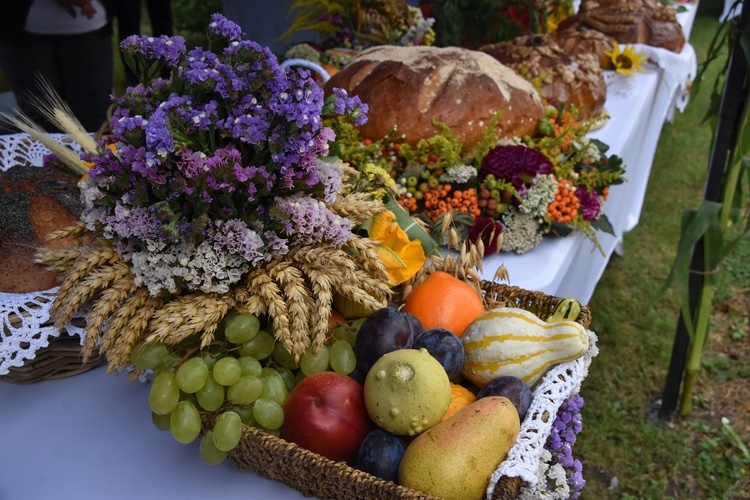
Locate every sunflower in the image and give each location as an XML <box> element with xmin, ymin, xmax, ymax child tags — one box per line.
<box><xmin>605</xmin><ymin>42</ymin><xmax>646</xmax><ymax>75</ymax></box>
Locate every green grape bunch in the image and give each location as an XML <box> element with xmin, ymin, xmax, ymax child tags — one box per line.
<box><xmin>132</xmin><ymin>309</ymin><xmax>362</xmax><ymax>465</ymax></box>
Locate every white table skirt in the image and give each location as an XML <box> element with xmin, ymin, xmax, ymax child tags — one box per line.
<box><xmin>0</xmin><ymin>367</ymin><xmax>308</xmax><ymax>500</ymax></box>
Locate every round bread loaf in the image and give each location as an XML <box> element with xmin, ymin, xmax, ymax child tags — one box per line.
<box><xmin>557</xmin><ymin>0</ymin><xmax>686</xmax><ymax>53</ymax></box>
<box><xmin>324</xmin><ymin>46</ymin><xmax>545</xmax><ymax>150</ymax></box>
<box><xmin>0</xmin><ymin>165</ymin><xmax>84</xmax><ymax>293</ymax></box>
<box><xmin>546</xmin><ymin>28</ymin><xmax>615</xmax><ymax>69</ymax></box>
<box><xmin>481</xmin><ymin>34</ymin><xmax>607</xmax><ymax>120</ymax></box>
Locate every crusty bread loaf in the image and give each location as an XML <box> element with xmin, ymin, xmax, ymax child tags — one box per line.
<box><xmin>557</xmin><ymin>0</ymin><xmax>686</xmax><ymax>53</ymax></box>
<box><xmin>481</xmin><ymin>34</ymin><xmax>607</xmax><ymax>120</ymax></box>
<box><xmin>546</xmin><ymin>28</ymin><xmax>615</xmax><ymax>69</ymax></box>
<box><xmin>0</xmin><ymin>165</ymin><xmax>84</xmax><ymax>293</ymax></box>
<box><xmin>324</xmin><ymin>45</ymin><xmax>545</xmax><ymax>150</ymax></box>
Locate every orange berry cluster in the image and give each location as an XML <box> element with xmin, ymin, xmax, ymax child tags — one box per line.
<box><xmin>547</xmin><ymin>179</ymin><xmax>580</xmax><ymax>224</ymax></box>
<box><xmin>402</xmin><ymin>185</ymin><xmax>481</xmax><ymax>222</ymax></box>
<box><xmin>552</xmin><ymin>112</ymin><xmax>580</xmax><ymax>152</ymax></box>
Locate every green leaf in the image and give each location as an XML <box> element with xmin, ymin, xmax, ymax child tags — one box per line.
<box><xmin>550</xmin><ymin>221</ymin><xmax>574</xmax><ymax>237</ymax></box>
<box><xmin>653</xmin><ymin>201</ymin><xmax>723</xmax><ymax>309</ymax></box>
<box><xmin>591</xmin><ymin>214</ymin><xmax>615</xmax><ymax>235</ymax></box>
<box><xmin>383</xmin><ymin>193</ymin><xmax>440</xmax><ymax>256</ymax></box>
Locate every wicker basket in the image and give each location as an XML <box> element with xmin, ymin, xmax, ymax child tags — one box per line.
<box><xmin>1</xmin><ymin>313</ymin><xmax>104</xmax><ymax>385</ymax></box>
<box><xmin>203</xmin><ymin>280</ymin><xmax>591</xmax><ymax>500</ymax></box>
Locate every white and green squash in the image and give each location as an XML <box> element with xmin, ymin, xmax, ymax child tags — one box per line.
<box><xmin>461</xmin><ymin>306</ymin><xmax>589</xmax><ymax>388</ymax></box>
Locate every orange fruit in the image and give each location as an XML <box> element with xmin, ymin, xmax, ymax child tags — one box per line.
<box><xmin>441</xmin><ymin>383</ymin><xmax>477</xmax><ymax>422</ymax></box>
<box><xmin>401</xmin><ymin>271</ymin><xmax>485</xmax><ymax>337</ymax></box>
<box><xmin>328</xmin><ymin>309</ymin><xmax>346</xmax><ymax>328</ymax></box>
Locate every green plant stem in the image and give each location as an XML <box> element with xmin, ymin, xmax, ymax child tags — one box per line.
<box><xmin>679</xmin><ymin>258</ymin><xmax>717</xmax><ymax>416</ymax></box>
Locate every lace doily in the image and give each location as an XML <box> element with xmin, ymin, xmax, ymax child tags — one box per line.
<box><xmin>487</xmin><ymin>330</ymin><xmax>600</xmax><ymax>497</ymax></box>
<box><xmin>0</xmin><ymin>133</ymin><xmax>87</xmax><ymax>376</ymax></box>
<box><xmin>0</xmin><ymin>289</ymin><xmax>88</xmax><ymax>375</ymax></box>
<box><xmin>0</xmin><ymin>132</ymin><xmax>85</xmax><ymax>170</ymax></box>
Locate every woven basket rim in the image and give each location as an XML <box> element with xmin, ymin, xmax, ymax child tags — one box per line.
<box><xmin>1</xmin><ymin>310</ymin><xmax>103</xmax><ymax>384</ymax></box>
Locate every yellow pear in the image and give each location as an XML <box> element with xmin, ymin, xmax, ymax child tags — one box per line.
<box><xmin>397</xmin><ymin>396</ymin><xmax>521</xmax><ymax>500</ymax></box>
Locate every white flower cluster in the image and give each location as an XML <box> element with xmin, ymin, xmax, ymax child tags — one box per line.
<box><xmin>518</xmin><ymin>449</ymin><xmax>571</xmax><ymax>500</ymax></box>
<box><xmin>439</xmin><ymin>164</ymin><xmax>478</xmax><ymax>184</ymax></box>
<box><xmin>500</xmin><ymin>207</ymin><xmax>543</xmax><ymax>254</ymax></box>
<box><xmin>519</xmin><ymin>174</ymin><xmax>557</xmax><ymax>220</ymax></box>
<box><xmin>130</xmin><ymin>239</ymin><xmax>251</xmax><ymax>296</ymax></box>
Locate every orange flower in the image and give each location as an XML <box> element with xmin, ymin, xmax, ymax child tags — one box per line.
<box><xmin>369</xmin><ymin>210</ymin><xmax>426</xmax><ymax>286</ymax></box>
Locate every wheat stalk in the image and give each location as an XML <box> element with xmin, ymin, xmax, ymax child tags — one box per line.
<box><xmin>106</xmin><ymin>292</ymin><xmax>166</xmax><ymax>371</ymax></box>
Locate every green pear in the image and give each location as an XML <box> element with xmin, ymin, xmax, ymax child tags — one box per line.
<box><xmin>397</xmin><ymin>396</ymin><xmax>521</xmax><ymax>500</ymax></box>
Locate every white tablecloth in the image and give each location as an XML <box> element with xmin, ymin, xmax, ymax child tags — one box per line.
<box><xmin>0</xmin><ymin>367</ymin><xmax>308</xmax><ymax>500</ymax></box>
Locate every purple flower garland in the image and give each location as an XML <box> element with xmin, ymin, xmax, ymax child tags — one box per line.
<box><xmin>546</xmin><ymin>393</ymin><xmax>586</xmax><ymax>498</ymax></box>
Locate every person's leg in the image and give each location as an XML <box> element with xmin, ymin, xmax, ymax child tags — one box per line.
<box><xmin>145</xmin><ymin>0</ymin><xmax>173</xmax><ymax>37</ymax></box>
<box><xmin>56</xmin><ymin>28</ymin><xmax>114</xmax><ymax>133</ymax></box>
<box><xmin>0</xmin><ymin>35</ymin><xmax>63</xmax><ymax>131</ymax></box>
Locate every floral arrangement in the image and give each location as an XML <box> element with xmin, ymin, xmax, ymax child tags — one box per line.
<box><xmin>283</xmin><ymin>0</ymin><xmax>436</xmax><ymax>51</ymax></box>
<box><xmin>327</xmin><ymin>105</ymin><xmax>625</xmax><ymax>255</ymax></box>
<box><xmin>29</xmin><ymin>13</ymin><xmax>422</xmax><ymax>368</ymax></box>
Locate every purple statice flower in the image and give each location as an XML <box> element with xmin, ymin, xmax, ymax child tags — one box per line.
<box><xmin>79</xmin><ymin>15</ymin><xmax>369</xmax><ymax>296</ymax></box>
<box><xmin>120</xmin><ymin>34</ymin><xmax>186</xmax><ymax>68</ymax></box>
<box><xmin>311</xmin><ymin>158</ymin><xmax>343</xmax><ymax>203</ymax></box>
<box><xmin>480</xmin><ymin>144</ymin><xmax>553</xmax><ymax>190</ymax></box>
<box><xmin>576</xmin><ymin>186</ymin><xmax>601</xmax><ymax>221</ymax></box>
<box><xmin>208</xmin><ymin>13</ymin><xmax>244</xmax><ymax>42</ymax></box>
<box><xmin>328</xmin><ymin>87</ymin><xmax>368</xmax><ymax>126</ymax></box>
<box><xmin>115</xmin><ymin>114</ymin><xmax>148</xmax><ymax>133</ymax></box>
<box><xmin>176</xmin><ymin>100</ymin><xmax>219</xmax><ymax>131</ymax></box>
<box><xmin>272</xmin><ymin>194</ymin><xmax>352</xmax><ymax>247</ymax></box>
<box><xmin>468</xmin><ymin>217</ymin><xmax>504</xmax><ymax>256</ymax></box>
<box><xmin>546</xmin><ymin>394</ymin><xmax>586</xmax><ymax>498</ymax></box>
<box><xmin>175</xmin><ymin>148</ymin><xmax>208</xmax><ymax>180</ymax></box>
<box><xmin>208</xmin><ymin>219</ymin><xmax>265</xmax><ymax>266</ymax></box>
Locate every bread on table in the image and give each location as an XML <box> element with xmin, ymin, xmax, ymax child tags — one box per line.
<box><xmin>557</xmin><ymin>0</ymin><xmax>686</xmax><ymax>53</ymax></box>
<box><xmin>324</xmin><ymin>45</ymin><xmax>546</xmax><ymax>150</ymax></box>
<box><xmin>480</xmin><ymin>34</ymin><xmax>608</xmax><ymax>120</ymax></box>
<box><xmin>545</xmin><ymin>28</ymin><xmax>615</xmax><ymax>69</ymax></box>
<box><xmin>0</xmin><ymin>164</ymin><xmax>84</xmax><ymax>293</ymax></box>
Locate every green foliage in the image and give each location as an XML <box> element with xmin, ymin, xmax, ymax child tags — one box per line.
<box><xmin>172</xmin><ymin>0</ymin><xmax>222</xmax><ymax>48</ymax></box>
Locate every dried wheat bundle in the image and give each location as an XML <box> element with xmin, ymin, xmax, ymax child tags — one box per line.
<box><xmin>36</xmin><ymin>227</ymin><xmax>393</xmax><ymax>372</ymax></box>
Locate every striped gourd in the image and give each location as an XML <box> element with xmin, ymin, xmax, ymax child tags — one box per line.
<box><xmin>461</xmin><ymin>307</ymin><xmax>589</xmax><ymax>388</ymax></box>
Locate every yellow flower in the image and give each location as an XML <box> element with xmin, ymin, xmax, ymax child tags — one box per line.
<box><xmin>605</xmin><ymin>42</ymin><xmax>646</xmax><ymax>75</ymax></box>
<box><xmin>369</xmin><ymin>210</ymin><xmax>426</xmax><ymax>286</ymax></box>
<box><xmin>546</xmin><ymin>4</ymin><xmax>572</xmax><ymax>33</ymax></box>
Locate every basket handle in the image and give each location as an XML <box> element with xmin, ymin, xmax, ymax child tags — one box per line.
<box><xmin>280</xmin><ymin>58</ymin><xmax>331</xmax><ymax>83</ymax></box>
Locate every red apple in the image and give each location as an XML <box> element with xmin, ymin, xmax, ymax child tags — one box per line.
<box><xmin>280</xmin><ymin>371</ymin><xmax>373</xmax><ymax>462</ymax></box>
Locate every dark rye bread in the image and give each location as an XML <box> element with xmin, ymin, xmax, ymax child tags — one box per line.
<box><xmin>324</xmin><ymin>45</ymin><xmax>546</xmax><ymax>150</ymax></box>
<box><xmin>0</xmin><ymin>165</ymin><xmax>84</xmax><ymax>293</ymax></box>
<box><xmin>480</xmin><ymin>33</ymin><xmax>608</xmax><ymax>120</ymax></box>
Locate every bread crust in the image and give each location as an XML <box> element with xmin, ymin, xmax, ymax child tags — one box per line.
<box><xmin>481</xmin><ymin>34</ymin><xmax>608</xmax><ymax>120</ymax></box>
<box><xmin>324</xmin><ymin>46</ymin><xmax>546</xmax><ymax>150</ymax></box>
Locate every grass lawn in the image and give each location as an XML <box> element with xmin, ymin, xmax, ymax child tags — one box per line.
<box><xmin>579</xmin><ymin>1</ymin><xmax>750</xmax><ymax>497</ymax></box>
